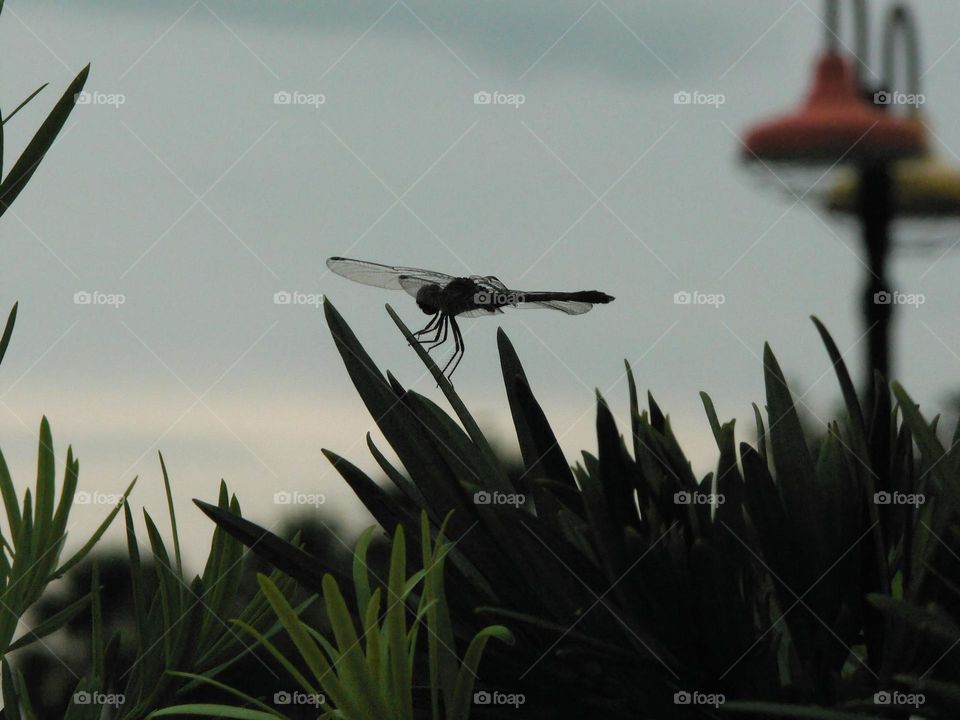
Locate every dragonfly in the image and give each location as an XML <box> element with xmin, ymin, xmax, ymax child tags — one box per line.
<box><xmin>326</xmin><ymin>257</ymin><xmax>615</xmax><ymax>378</ymax></box>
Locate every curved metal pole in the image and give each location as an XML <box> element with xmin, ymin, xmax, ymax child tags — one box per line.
<box><xmin>852</xmin><ymin>5</ymin><xmax>923</xmax><ymax>407</ymax></box>
<box><xmin>823</xmin><ymin>0</ymin><xmax>869</xmax><ymax>87</ymax></box>
<box><xmin>882</xmin><ymin>4</ymin><xmax>921</xmax><ymax>114</ymax></box>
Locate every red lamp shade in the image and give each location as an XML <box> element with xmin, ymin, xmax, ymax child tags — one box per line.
<box><xmin>742</xmin><ymin>52</ymin><xmax>924</xmax><ymax>165</ymax></box>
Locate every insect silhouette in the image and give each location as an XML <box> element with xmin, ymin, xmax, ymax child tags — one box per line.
<box><xmin>326</xmin><ymin>257</ymin><xmax>615</xmax><ymax>378</ymax></box>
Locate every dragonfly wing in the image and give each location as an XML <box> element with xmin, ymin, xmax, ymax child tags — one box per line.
<box><xmin>469</xmin><ymin>277</ymin><xmax>597</xmax><ymax>314</ymax></box>
<box><xmin>469</xmin><ymin>276</ymin><xmax>524</xmax><ymax>309</ymax></box>
<box><xmin>459</xmin><ymin>307</ymin><xmax>504</xmax><ymax>318</ymax></box>
<box><xmin>519</xmin><ymin>299</ymin><xmax>595</xmax><ymax>315</ymax></box>
<box><xmin>398</xmin><ymin>274</ymin><xmax>437</xmax><ymax>300</ymax></box>
<box><xmin>326</xmin><ymin>257</ymin><xmax>455</xmax><ymax>291</ymax></box>
<box><xmin>471</xmin><ymin>275</ymin><xmax>510</xmax><ymax>292</ymax></box>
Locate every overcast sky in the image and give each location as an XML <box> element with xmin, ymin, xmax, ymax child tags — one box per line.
<box><xmin>3</xmin><ymin>0</ymin><xmax>960</xmax><ymax>568</ymax></box>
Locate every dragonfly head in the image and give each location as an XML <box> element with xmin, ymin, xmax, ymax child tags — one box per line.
<box><xmin>415</xmin><ymin>284</ymin><xmax>443</xmax><ymax>315</ymax></box>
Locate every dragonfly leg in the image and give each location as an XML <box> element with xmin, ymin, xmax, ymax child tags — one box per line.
<box><xmin>412</xmin><ymin>313</ymin><xmax>441</xmax><ymax>342</ymax></box>
<box><xmin>447</xmin><ymin>318</ymin><xmax>465</xmax><ymax>377</ymax></box>
<box><xmin>441</xmin><ymin>318</ymin><xmax>463</xmax><ymax>378</ymax></box>
<box><xmin>425</xmin><ymin>315</ymin><xmax>449</xmax><ymax>353</ymax></box>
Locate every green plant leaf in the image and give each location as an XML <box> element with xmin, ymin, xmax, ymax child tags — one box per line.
<box><xmin>0</xmin><ymin>302</ymin><xmax>16</xmax><ymax>368</ymax></box>
<box><xmin>752</xmin><ymin>402</ymin><xmax>767</xmax><ymax>463</ymax></box>
<box><xmin>366</xmin><ymin>433</ymin><xmax>429</xmax><ymax>510</ymax></box>
<box><xmin>352</xmin><ymin>526</ymin><xmax>376</xmax><ymax>620</ymax></box>
<box><xmin>34</xmin><ymin>417</ymin><xmax>55</xmax><ymax>554</ymax></box>
<box><xmin>0</xmin><ymin>445</ymin><xmax>21</xmax><ymax>539</ymax></box>
<box><xmin>761</xmin><ymin>343</ymin><xmax>830</xmax><ymax>673</ymax></box>
<box><xmin>257</xmin><ymin>574</ymin><xmax>358</xmax><ymax>717</ymax></box>
<box><xmin>194</xmin><ymin>499</ymin><xmax>343</xmax><ymax>595</ymax></box>
<box><xmin>322</xmin><ymin>449</ymin><xmax>417</xmax><ymax>542</ymax></box>
<box><xmin>163</xmin><ymin>671</ymin><xmax>281</xmax><ymax>715</ymax></box>
<box><xmin>385</xmin><ymin>525</ymin><xmax>412</xmax><ymax>720</ymax></box>
<box><xmin>323</xmin><ymin>573</ymin><xmax>389</xmax><ymax>718</ymax></box>
<box><xmin>1</xmin><ymin>659</ymin><xmax>22</xmax><ymax>720</ymax></box>
<box><xmin>497</xmin><ymin>329</ymin><xmax>575</xmax><ymax>491</ymax></box>
<box><xmin>2</xmin><ymin>84</ymin><xmax>47</xmax><ymax>126</ymax></box>
<box><xmin>53</xmin><ymin>476</ymin><xmax>136</xmax><ymax>579</ymax></box>
<box><xmin>0</xmin><ymin>64</ymin><xmax>89</xmax><ymax>218</ymax></box>
<box><xmin>386</xmin><ymin>305</ymin><xmax>504</xmax><ymax>477</ymax></box>
<box><xmin>159</xmin><ymin>453</ymin><xmax>183</xmax><ymax>578</ymax></box>
<box><xmin>762</xmin><ymin>343</ymin><xmax>821</xmax><ymax>531</ymax></box>
<box><xmin>147</xmin><ymin>705</ymin><xmax>281</xmax><ymax>719</ymax></box>
<box><xmin>50</xmin><ymin>447</ymin><xmax>78</xmax><ymax>543</ymax></box>
<box><xmin>448</xmin><ymin>625</ymin><xmax>514</xmax><ymax>720</ymax></box>
<box><xmin>810</xmin><ymin>317</ymin><xmax>867</xmax><ymax>453</ymax></box>
<box><xmin>6</xmin><ymin>589</ymin><xmax>91</xmax><ymax>654</ymax></box>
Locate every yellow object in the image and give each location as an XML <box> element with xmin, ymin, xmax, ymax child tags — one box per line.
<box><xmin>827</xmin><ymin>151</ymin><xmax>960</xmax><ymax>217</ymax></box>
<box><xmin>827</xmin><ymin>120</ymin><xmax>960</xmax><ymax>217</ymax></box>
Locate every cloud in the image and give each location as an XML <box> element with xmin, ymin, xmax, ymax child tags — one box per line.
<box><xmin>43</xmin><ymin>0</ymin><xmax>757</xmax><ymax>82</ymax></box>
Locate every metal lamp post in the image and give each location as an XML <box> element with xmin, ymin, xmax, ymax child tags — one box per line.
<box><xmin>739</xmin><ymin>0</ymin><xmax>925</xmax><ymax>405</ymax></box>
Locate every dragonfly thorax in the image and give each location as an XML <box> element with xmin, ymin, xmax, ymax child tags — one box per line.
<box><xmin>438</xmin><ymin>277</ymin><xmax>482</xmax><ymax>316</ymax></box>
<box><xmin>415</xmin><ymin>278</ymin><xmax>482</xmax><ymax>317</ymax></box>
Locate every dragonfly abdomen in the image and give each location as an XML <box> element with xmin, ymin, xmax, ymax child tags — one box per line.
<box><xmin>521</xmin><ymin>290</ymin><xmax>615</xmax><ymax>304</ymax></box>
